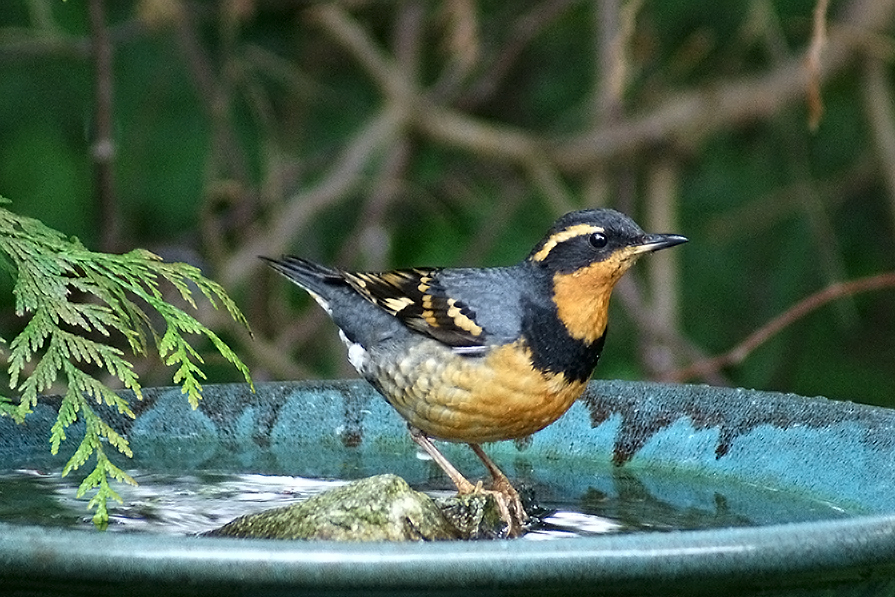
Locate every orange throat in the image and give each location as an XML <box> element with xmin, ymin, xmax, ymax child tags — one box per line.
<box><xmin>551</xmin><ymin>258</ymin><xmax>633</xmax><ymax>343</ymax></box>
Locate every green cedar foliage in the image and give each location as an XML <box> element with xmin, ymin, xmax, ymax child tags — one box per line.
<box><xmin>0</xmin><ymin>198</ymin><xmax>253</xmax><ymax>527</ymax></box>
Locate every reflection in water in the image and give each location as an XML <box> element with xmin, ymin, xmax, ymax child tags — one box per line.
<box><xmin>577</xmin><ymin>468</ymin><xmax>752</xmax><ymax>532</ymax></box>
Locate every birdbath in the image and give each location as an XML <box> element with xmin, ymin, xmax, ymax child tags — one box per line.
<box><xmin>1</xmin><ymin>379</ymin><xmax>895</xmax><ymax>596</ymax></box>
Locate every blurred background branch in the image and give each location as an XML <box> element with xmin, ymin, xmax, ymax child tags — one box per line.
<box><xmin>1</xmin><ymin>0</ymin><xmax>894</xmax><ymax>403</ymax></box>
<box><xmin>88</xmin><ymin>0</ymin><xmax>120</xmax><ymax>251</ymax></box>
<box><xmin>666</xmin><ymin>272</ymin><xmax>895</xmax><ymax>383</ymax></box>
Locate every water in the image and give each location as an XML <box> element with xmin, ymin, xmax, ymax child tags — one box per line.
<box><xmin>0</xmin><ymin>467</ymin><xmax>855</xmax><ymax>539</ymax></box>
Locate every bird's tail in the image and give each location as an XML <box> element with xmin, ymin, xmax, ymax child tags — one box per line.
<box><xmin>260</xmin><ymin>255</ymin><xmax>344</xmax><ymax>298</ymax></box>
<box><xmin>261</xmin><ymin>255</ymin><xmax>395</xmax><ymax>347</ymax></box>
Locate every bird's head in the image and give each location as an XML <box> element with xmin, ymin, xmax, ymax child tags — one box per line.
<box><xmin>527</xmin><ymin>208</ymin><xmax>688</xmax><ymax>343</ymax></box>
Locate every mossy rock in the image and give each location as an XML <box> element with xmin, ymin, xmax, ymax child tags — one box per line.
<box><xmin>206</xmin><ymin>474</ymin><xmax>508</xmax><ymax>541</ymax></box>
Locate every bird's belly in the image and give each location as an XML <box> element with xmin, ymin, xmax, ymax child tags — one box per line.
<box><xmin>364</xmin><ymin>340</ymin><xmax>587</xmax><ymax>443</ymax></box>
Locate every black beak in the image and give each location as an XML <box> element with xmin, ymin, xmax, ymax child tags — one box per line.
<box><xmin>630</xmin><ymin>233</ymin><xmax>689</xmax><ymax>255</ymax></box>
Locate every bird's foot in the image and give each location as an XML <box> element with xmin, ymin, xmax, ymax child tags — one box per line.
<box><xmin>458</xmin><ymin>479</ymin><xmax>527</xmax><ymax>538</ymax></box>
<box><xmin>489</xmin><ymin>474</ymin><xmax>528</xmax><ymax>526</ymax></box>
<box><xmin>409</xmin><ymin>429</ymin><xmax>528</xmax><ymax>537</ymax></box>
<box><xmin>467</xmin><ymin>443</ymin><xmax>529</xmax><ymax>536</ymax></box>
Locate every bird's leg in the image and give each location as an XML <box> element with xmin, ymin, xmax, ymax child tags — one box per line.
<box><xmin>469</xmin><ymin>443</ymin><xmax>529</xmax><ymax>528</ymax></box>
<box><xmin>408</xmin><ymin>426</ymin><xmax>477</xmax><ymax>494</ymax></box>
<box><xmin>409</xmin><ymin>428</ymin><xmax>525</xmax><ymax>537</ymax></box>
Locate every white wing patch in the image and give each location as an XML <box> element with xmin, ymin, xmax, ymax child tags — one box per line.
<box><xmin>339</xmin><ymin>329</ymin><xmax>368</xmax><ymax>372</ymax></box>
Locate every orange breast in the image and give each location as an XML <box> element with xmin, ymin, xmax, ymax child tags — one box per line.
<box><xmin>369</xmin><ymin>340</ymin><xmax>587</xmax><ymax>443</ymax></box>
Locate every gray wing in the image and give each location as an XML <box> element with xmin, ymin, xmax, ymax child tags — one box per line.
<box><xmin>340</xmin><ymin>265</ymin><xmax>529</xmax><ymax>353</ymax></box>
<box><xmin>432</xmin><ymin>266</ymin><xmax>529</xmax><ymax>349</ymax></box>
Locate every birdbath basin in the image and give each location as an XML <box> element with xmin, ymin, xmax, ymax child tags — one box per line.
<box><xmin>1</xmin><ymin>379</ymin><xmax>895</xmax><ymax>596</ymax></box>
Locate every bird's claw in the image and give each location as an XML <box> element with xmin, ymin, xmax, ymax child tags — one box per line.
<box><xmin>458</xmin><ymin>480</ymin><xmax>528</xmax><ymax>537</ymax></box>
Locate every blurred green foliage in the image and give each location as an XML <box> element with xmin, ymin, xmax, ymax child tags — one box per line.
<box><xmin>0</xmin><ymin>0</ymin><xmax>893</xmax><ymax>406</ymax></box>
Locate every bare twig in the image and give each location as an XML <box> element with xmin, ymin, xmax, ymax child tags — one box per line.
<box><xmin>0</xmin><ymin>19</ymin><xmax>145</xmax><ymax>60</ymax></box>
<box><xmin>584</xmin><ymin>0</ymin><xmax>642</xmax><ymax>209</ymax></box>
<box><xmin>666</xmin><ymin>272</ymin><xmax>895</xmax><ymax>382</ymax></box>
<box><xmin>597</xmin><ymin>0</ymin><xmax>641</xmax><ymax>122</ymax></box>
<box><xmin>527</xmin><ymin>157</ymin><xmax>576</xmax><ymax>215</ymax></box>
<box><xmin>26</xmin><ymin>0</ymin><xmax>56</xmax><ymax>31</ymax></box>
<box><xmin>458</xmin><ymin>174</ymin><xmax>528</xmax><ymax>265</ymax></box>
<box><xmin>757</xmin><ymin>0</ymin><xmax>854</xmax><ymax>322</ymax></box>
<box><xmin>335</xmin><ymin>140</ymin><xmax>410</xmax><ymax>270</ymax></box>
<box><xmin>636</xmin><ymin>158</ymin><xmax>687</xmax><ymax>377</ymax></box>
<box><xmin>807</xmin><ymin>0</ymin><xmax>830</xmax><ymax>130</ymax></box>
<box><xmin>415</xmin><ymin>101</ymin><xmax>541</xmax><ymax>162</ymax></box>
<box><xmin>430</xmin><ymin>0</ymin><xmax>479</xmax><ymax>100</ymax></box>
<box><xmin>314</xmin><ymin>4</ymin><xmax>575</xmax><ymax>214</ymax></box>
<box><xmin>0</xmin><ymin>31</ymin><xmax>90</xmax><ymax>59</ymax></box>
<box><xmin>339</xmin><ymin>2</ymin><xmax>423</xmax><ymax>268</ymax></box>
<box><xmin>643</xmin><ymin>160</ymin><xmax>681</xmax><ymax>340</ymax></box>
<box><xmin>614</xmin><ymin>276</ymin><xmax>729</xmax><ymax>386</ymax></box>
<box><xmin>704</xmin><ymin>156</ymin><xmax>875</xmax><ymax>242</ymax></box>
<box><xmin>590</xmin><ymin>0</ymin><xmax>692</xmax><ymax>378</ymax></box>
<box><xmin>863</xmin><ymin>59</ymin><xmax>895</xmax><ymax>234</ymax></box>
<box><xmin>583</xmin><ymin>0</ymin><xmax>621</xmax><ymax>208</ymax></box>
<box><xmin>221</xmin><ymin>107</ymin><xmax>405</xmax><ymax>286</ymax></box>
<box><xmin>233</xmin><ymin>316</ymin><xmax>312</xmax><ymax>382</ymax></box>
<box><xmin>172</xmin><ymin>2</ymin><xmax>249</xmax><ymax>184</ymax></box>
<box><xmin>413</xmin><ymin>101</ymin><xmax>576</xmax><ymax>212</ymax></box>
<box><xmin>308</xmin><ymin>0</ymin><xmax>894</xmax><ymax>198</ymax></box>
<box><xmin>331</xmin><ymin>4</ymin><xmax>425</xmax><ymax>271</ymax></box>
<box><xmin>310</xmin><ymin>4</ymin><xmax>415</xmax><ymax>104</ymax></box>
<box><xmin>88</xmin><ymin>0</ymin><xmax>120</xmax><ymax>251</ymax></box>
<box><xmin>394</xmin><ymin>0</ymin><xmax>425</xmax><ymax>78</ymax></box>
<box><xmin>453</xmin><ymin>0</ymin><xmax>575</xmax><ymax>108</ymax></box>
<box><xmin>554</xmin><ymin>0</ymin><xmax>895</xmax><ymax>171</ymax></box>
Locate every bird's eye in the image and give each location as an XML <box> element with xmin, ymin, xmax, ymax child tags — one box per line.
<box><xmin>589</xmin><ymin>232</ymin><xmax>608</xmax><ymax>249</ymax></box>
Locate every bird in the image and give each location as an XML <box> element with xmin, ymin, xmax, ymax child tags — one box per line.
<box><xmin>263</xmin><ymin>208</ymin><xmax>687</xmax><ymax>537</ymax></box>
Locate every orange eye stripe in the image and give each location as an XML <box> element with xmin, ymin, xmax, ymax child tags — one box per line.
<box><xmin>530</xmin><ymin>224</ymin><xmax>603</xmax><ymax>262</ymax></box>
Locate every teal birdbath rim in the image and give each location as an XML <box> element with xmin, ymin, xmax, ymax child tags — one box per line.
<box><xmin>1</xmin><ymin>379</ymin><xmax>895</xmax><ymax>596</ymax></box>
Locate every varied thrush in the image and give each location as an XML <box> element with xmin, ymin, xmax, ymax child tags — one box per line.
<box><xmin>264</xmin><ymin>208</ymin><xmax>687</xmax><ymax>536</ymax></box>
